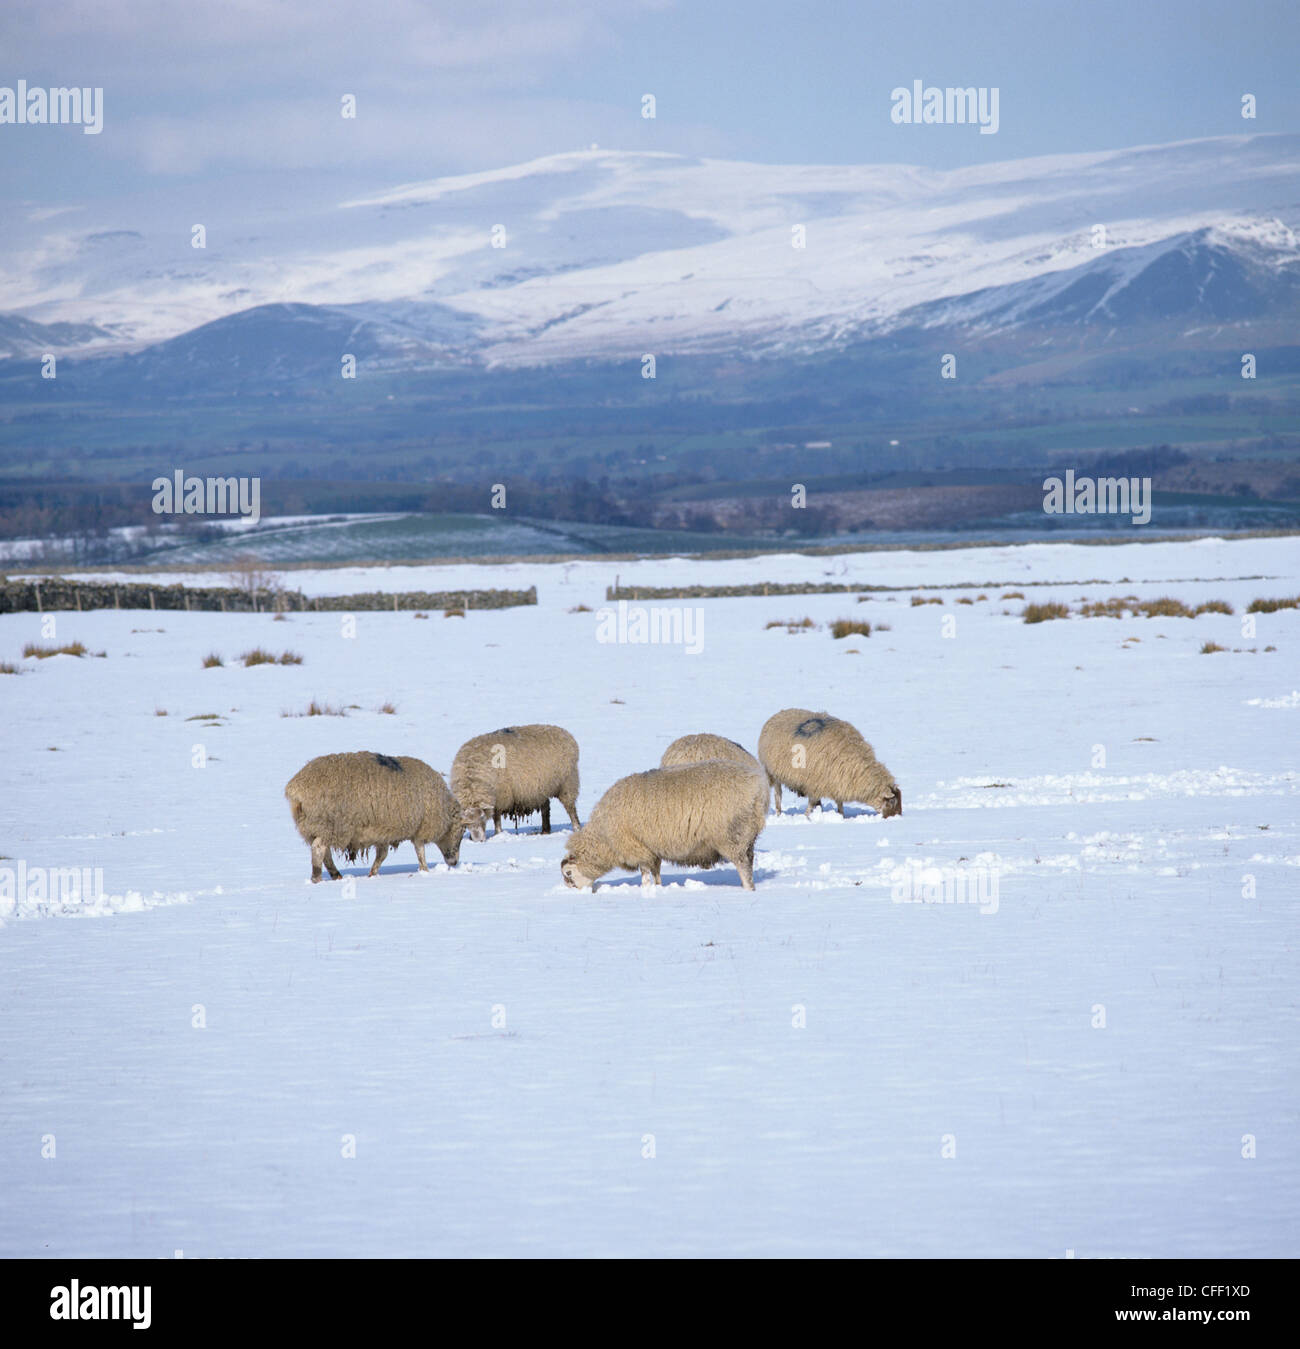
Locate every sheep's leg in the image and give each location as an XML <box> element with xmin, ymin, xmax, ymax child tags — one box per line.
<box><xmin>310</xmin><ymin>838</ymin><xmax>329</xmax><ymax>883</ymax></box>
<box><xmin>560</xmin><ymin>795</ymin><xmax>581</xmax><ymax>830</ymax></box>
<box><xmin>413</xmin><ymin>841</ymin><xmax>429</xmax><ymax>873</ymax></box>
<box><xmin>368</xmin><ymin>843</ymin><xmax>389</xmax><ymax>877</ymax></box>
<box><xmin>772</xmin><ymin>779</ymin><xmax>783</xmax><ymax>813</ymax></box>
<box><xmin>493</xmin><ymin>810</ymin><xmax>502</xmax><ymax>837</ymax></box>
<box><xmin>804</xmin><ymin>797</ymin><xmax>815</xmax><ymax>817</ymax></box>
<box><xmin>640</xmin><ymin>859</ymin><xmax>661</xmax><ymax>887</ymax></box>
<box><xmin>730</xmin><ymin>851</ymin><xmax>756</xmax><ymax>891</ymax></box>
<box><xmin>541</xmin><ymin>800</ymin><xmax>552</xmax><ymax>834</ymax></box>
<box><xmin>836</xmin><ymin>801</ymin><xmax>845</xmax><ymax>816</ymax></box>
<box><xmin>323</xmin><ymin>849</ymin><xmax>342</xmax><ymax>880</ymax></box>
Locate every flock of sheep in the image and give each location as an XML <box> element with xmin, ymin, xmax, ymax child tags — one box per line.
<box><xmin>284</xmin><ymin>710</ymin><xmax>902</xmax><ymax>891</ymax></box>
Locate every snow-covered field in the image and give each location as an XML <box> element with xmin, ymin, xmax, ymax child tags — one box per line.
<box><xmin>1</xmin><ymin>536</ymin><xmax>1297</xmax><ymax>1257</ymax></box>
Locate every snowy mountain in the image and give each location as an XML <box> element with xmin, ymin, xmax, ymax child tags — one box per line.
<box><xmin>0</xmin><ymin>312</ymin><xmax>118</xmax><ymax>360</ymax></box>
<box><xmin>901</xmin><ymin>219</ymin><xmax>1300</xmax><ymax>334</ymax></box>
<box><xmin>3</xmin><ymin>133</ymin><xmax>1299</xmax><ymax>372</ymax></box>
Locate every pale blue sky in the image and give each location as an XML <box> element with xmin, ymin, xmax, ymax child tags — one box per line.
<box><xmin>1</xmin><ymin>0</ymin><xmax>1297</xmax><ymax>205</ymax></box>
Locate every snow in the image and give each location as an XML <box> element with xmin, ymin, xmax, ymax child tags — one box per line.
<box><xmin>0</xmin><ymin>514</ymin><xmax>406</xmax><ymax>565</ymax></box>
<box><xmin>29</xmin><ymin>532</ymin><xmax>1298</xmax><ymax>600</ymax></box>
<box><xmin>7</xmin><ymin>133</ymin><xmax>1299</xmax><ymax>361</ymax></box>
<box><xmin>1</xmin><ymin>535</ymin><xmax>1297</xmax><ymax>1256</ymax></box>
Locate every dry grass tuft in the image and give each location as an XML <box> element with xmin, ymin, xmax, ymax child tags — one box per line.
<box><xmin>830</xmin><ymin>618</ymin><xmax>871</xmax><ymax>639</ymax></box>
<box><xmin>239</xmin><ymin>648</ymin><xmax>302</xmax><ymax>666</ymax></box>
<box><xmin>23</xmin><ymin>641</ymin><xmax>89</xmax><ymax>658</ymax></box>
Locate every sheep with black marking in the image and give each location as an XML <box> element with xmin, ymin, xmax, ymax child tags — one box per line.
<box><xmin>660</xmin><ymin>732</ymin><xmax>762</xmax><ymax>772</ymax></box>
<box><xmin>451</xmin><ymin>723</ymin><xmax>580</xmax><ymax>842</ymax></box>
<box><xmin>561</xmin><ymin>759</ymin><xmax>768</xmax><ymax>891</ymax></box>
<box><xmin>285</xmin><ymin>751</ymin><xmax>464</xmax><ymax>882</ymax></box>
<box><xmin>757</xmin><ymin>708</ymin><xmax>901</xmax><ymax>819</ymax></box>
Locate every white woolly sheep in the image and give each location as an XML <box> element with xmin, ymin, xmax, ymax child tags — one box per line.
<box><xmin>561</xmin><ymin>759</ymin><xmax>769</xmax><ymax>891</ymax></box>
<box><xmin>285</xmin><ymin>751</ymin><xmax>464</xmax><ymax>882</ymax></box>
<box><xmin>757</xmin><ymin>708</ymin><xmax>901</xmax><ymax>819</ymax></box>
<box><xmin>451</xmin><ymin>723</ymin><xmax>580</xmax><ymax>842</ymax></box>
<box><xmin>660</xmin><ymin>732</ymin><xmax>762</xmax><ymax>772</ymax></box>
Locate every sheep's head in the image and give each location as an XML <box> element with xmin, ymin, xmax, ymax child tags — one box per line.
<box><xmin>441</xmin><ymin>820</ymin><xmax>466</xmax><ymax>866</ymax></box>
<box><xmin>878</xmin><ymin>784</ymin><xmax>902</xmax><ymax>818</ymax></box>
<box><xmin>460</xmin><ymin>804</ymin><xmax>489</xmax><ymax>844</ymax></box>
<box><xmin>560</xmin><ymin>856</ymin><xmax>597</xmax><ymax>891</ymax></box>
<box><xmin>561</xmin><ymin>832</ymin><xmax>600</xmax><ymax>890</ymax></box>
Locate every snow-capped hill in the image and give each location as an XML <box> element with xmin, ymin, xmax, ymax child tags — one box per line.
<box><xmin>0</xmin><ymin>313</ymin><xmax>118</xmax><ymax>360</ymax></box>
<box><xmin>896</xmin><ymin>218</ymin><xmax>1300</xmax><ymax>335</ymax></box>
<box><xmin>3</xmin><ymin>133</ymin><xmax>1298</xmax><ymax>368</ymax></box>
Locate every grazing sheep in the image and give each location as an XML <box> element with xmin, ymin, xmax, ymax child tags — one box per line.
<box><xmin>757</xmin><ymin>708</ymin><xmax>901</xmax><ymax>819</ymax></box>
<box><xmin>660</xmin><ymin>732</ymin><xmax>762</xmax><ymax>772</ymax></box>
<box><xmin>285</xmin><ymin>751</ymin><xmax>464</xmax><ymax>882</ymax></box>
<box><xmin>451</xmin><ymin>723</ymin><xmax>580</xmax><ymax>842</ymax></box>
<box><xmin>561</xmin><ymin>760</ymin><xmax>768</xmax><ymax>891</ymax></box>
